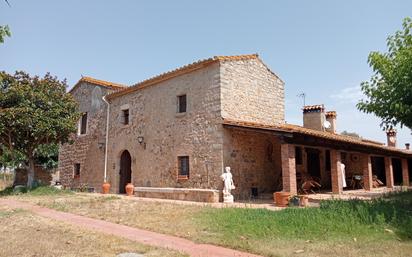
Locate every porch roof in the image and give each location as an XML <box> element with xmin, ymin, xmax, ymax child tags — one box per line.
<box><xmin>222</xmin><ymin>118</ymin><xmax>412</xmax><ymax>158</ymax></box>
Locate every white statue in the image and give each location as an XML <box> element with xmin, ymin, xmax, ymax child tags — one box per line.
<box><xmin>340</xmin><ymin>162</ymin><xmax>347</xmax><ymax>188</ymax></box>
<box><xmin>221</xmin><ymin>166</ymin><xmax>235</xmax><ymax>203</ymax></box>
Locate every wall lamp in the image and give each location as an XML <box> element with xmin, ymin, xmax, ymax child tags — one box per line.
<box><xmin>137</xmin><ymin>136</ymin><xmax>146</xmax><ymax>149</ymax></box>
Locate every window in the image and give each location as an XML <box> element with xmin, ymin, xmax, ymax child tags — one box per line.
<box><xmin>80</xmin><ymin>112</ymin><xmax>88</xmax><ymax>135</ymax></box>
<box><xmin>122</xmin><ymin>109</ymin><xmax>129</xmax><ymax>125</ymax></box>
<box><xmin>177</xmin><ymin>94</ymin><xmax>187</xmax><ymax>113</ymax></box>
<box><xmin>74</xmin><ymin>163</ymin><xmax>81</xmax><ymax>178</ymax></box>
<box><xmin>295</xmin><ymin>146</ymin><xmax>303</xmax><ymax>165</ymax></box>
<box><xmin>178</xmin><ymin>156</ymin><xmax>189</xmax><ymax>178</ymax></box>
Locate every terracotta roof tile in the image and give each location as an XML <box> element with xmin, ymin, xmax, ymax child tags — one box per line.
<box><xmin>222</xmin><ymin>118</ymin><xmax>411</xmax><ymax>156</ymax></box>
<box><xmin>302</xmin><ymin>104</ymin><xmax>325</xmax><ymax>113</ymax></box>
<box><xmin>70</xmin><ymin>76</ymin><xmax>127</xmax><ymax>93</ymax></box>
<box><xmin>106</xmin><ymin>54</ymin><xmax>282</xmax><ymax>100</ymax></box>
<box><xmin>325</xmin><ymin>111</ymin><xmax>337</xmax><ymax>118</ymax></box>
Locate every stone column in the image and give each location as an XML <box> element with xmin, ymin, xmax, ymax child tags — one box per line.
<box><xmin>401</xmin><ymin>159</ymin><xmax>410</xmax><ymax>186</ymax></box>
<box><xmin>384</xmin><ymin>157</ymin><xmax>394</xmax><ymax>188</ymax></box>
<box><xmin>362</xmin><ymin>154</ymin><xmax>373</xmax><ymax>191</ymax></box>
<box><xmin>330</xmin><ymin>149</ymin><xmax>343</xmax><ymax>194</ymax></box>
<box><xmin>281</xmin><ymin>144</ymin><xmax>297</xmax><ymax>194</ymax></box>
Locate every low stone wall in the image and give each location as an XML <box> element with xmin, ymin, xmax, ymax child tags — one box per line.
<box><xmin>134</xmin><ymin>187</ymin><xmax>220</xmax><ymax>203</ymax></box>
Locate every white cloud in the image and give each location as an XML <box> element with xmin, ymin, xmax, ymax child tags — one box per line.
<box><xmin>330</xmin><ymin>86</ymin><xmax>364</xmax><ymax>103</ymax></box>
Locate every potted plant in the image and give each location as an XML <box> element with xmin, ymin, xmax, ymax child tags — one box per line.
<box><xmin>102</xmin><ymin>181</ymin><xmax>110</xmax><ymax>194</ymax></box>
<box><xmin>288</xmin><ymin>195</ymin><xmax>300</xmax><ymax>207</ymax></box>
<box><xmin>274</xmin><ymin>191</ymin><xmax>290</xmax><ymax>207</ymax></box>
<box><xmin>299</xmin><ymin>195</ymin><xmax>309</xmax><ymax>207</ymax></box>
<box><xmin>125</xmin><ymin>182</ymin><xmax>134</xmax><ymax>196</ymax></box>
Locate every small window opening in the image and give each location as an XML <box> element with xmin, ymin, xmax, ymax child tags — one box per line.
<box><xmin>74</xmin><ymin>163</ymin><xmax>81</xmax><ymax>178</ymax></box>
<box><xmin>122</xmin><ymin>109</ymin><xmax>129</xmax><ymax>125</ymax></box>
<box><xmin>177</xmin><ymin>95</ymin><xmax>187</xmax><ymax>113</ymax></box>
<box><xmin>80</xmin><ymin>113</ymin><xmax>88</xmax><ymax>135</ymax></box>
<box><xmin>178</xmin><ymin>156</ymin><xmax>189</xmax><ymax>178</ymax></box>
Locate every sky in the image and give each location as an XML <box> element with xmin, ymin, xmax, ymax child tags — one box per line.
<box><xmin>1</xmin><ymin>0</ymin><xmax>411</xmax><ymax>146</ymax></box>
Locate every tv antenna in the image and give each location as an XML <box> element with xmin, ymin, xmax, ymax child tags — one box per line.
<box><xmin>297</xmin><ymin>92</ymin><xmax>306</xmax><ymax>106</ymax></box>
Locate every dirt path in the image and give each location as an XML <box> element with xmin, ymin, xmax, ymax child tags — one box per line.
<box><xmin>0</xmin><ymin>198</ymin><xmax>262</xmax><ymax>257</ymax></box>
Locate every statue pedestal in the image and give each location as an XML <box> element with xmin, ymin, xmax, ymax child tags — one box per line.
<box><xmin>223</xmin><ymin>194</ymin><xmax>234</xmax><ymax>203</ymax></box>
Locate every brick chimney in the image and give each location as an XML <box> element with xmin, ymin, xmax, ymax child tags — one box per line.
<box><xmin>405</xmin><ymin>143</ymin><xmax>410</xmax><ymax>150</ymax></box>
<box><xmin>325</xmin><ymin>111</ymin><xmax>337</xmax><ymax>133</ymax></box>
<box><xmin>303</xmin><ymin>105</ymin><xmax>325</xmax><ymax>131</ymax></box>
<box><xmin>386</xmin><ymin>129</ymin><xmax>397</xmax><ymax>147</ymax></box>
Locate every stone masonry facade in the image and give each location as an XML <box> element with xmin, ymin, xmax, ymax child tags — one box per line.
<box><xmin>59</xmin><ymin>55</ymin><xmax>286</xmax><ymax>199</ymax></box>
<box><xmin>59</xmin><ymin>54</ymin><xmax>411</xmax><ymax>201</ymax></box>
<box><xmin>58</xmin><ymin>82</ymin><xmax>117</xmax><ymax>191</ymax></box>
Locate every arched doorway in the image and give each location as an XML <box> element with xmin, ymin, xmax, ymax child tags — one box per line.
<box><xmin>119</xmin><ymin>150</ymin><xmax>132</xmax><ymax>194</ymax></box>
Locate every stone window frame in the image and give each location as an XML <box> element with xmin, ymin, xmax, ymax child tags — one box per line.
<box><xmin>120</xmin><ymin>104</ymin><xmax>131</xmax><ymax>127</ymax></box>
<box><xmin>73</xmin><ymin>163</ymin><xmax>81</xmax><ymax>179</ymax></box>
<box><xmin>177</xmin><ymin>155</ymin><xmax>190</xmax><ymax>181</ymax></box>
<box><xmin>78</xmin><ymin>112</ymin><xmax>88</xmax><ymax>136</ymax></box>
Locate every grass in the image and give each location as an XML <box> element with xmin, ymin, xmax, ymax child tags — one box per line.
<box><xmin>0</xmin><ymin>185</ymin><xmax>73</xmax><ymax>197</ymax></box>
<box><xmin>0</xmin><ymin>205</ymin><xmax>187</xmax><ymax>257</ymax></box>
<box><xmin>199</xmin><ymin>192</ymin><xmax>412</xmax><ymax>242</ymax></box>
<box><xmin>7</xmin><ymin>190</ymin><xmax>412</xmax><ymax>257</ymax></box>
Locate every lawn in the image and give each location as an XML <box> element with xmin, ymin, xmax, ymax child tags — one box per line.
<box><xmin>0</xmin><ymin>205</ymin><xmax>186</xmax><ymax>257</ymax></box>
<box><xmin>3</xmin><ymin>187</ymin><xmax>412</xmax><ymax>257</ymax></box>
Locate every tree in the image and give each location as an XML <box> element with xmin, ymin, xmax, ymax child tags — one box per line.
<box><xmin>357</xmin><ymin>17</ymin><xmax>412</xmax><ymax>130</ymax></box>
<box><xmin>0</xmin><ymin>25</ymin><xmax>11</xmax><ymax>44</ymax></box>
<box><xmin>341</xmin><ymin>130</ymin><xmax>361</xmax><ymax>138</ymax></box>
<box><xmin>0</xmin><ymin>71</ymin><xmax>80</xmax><ymax>187</ymax></box>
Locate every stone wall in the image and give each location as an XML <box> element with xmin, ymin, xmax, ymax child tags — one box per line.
<box><xmin>134</xmin><ymin>187</ymin><xmax>219</xmax><ymax>203</ymax></box>
<box><xmin>14</xmin><ymin>166</ymin><xmax>56</xmax><ymax>186</ymax></box>
<box><xmin>222</xmin><ymin>128</ymin><xmax>282</xmax><ymax>200</ymax></box>
<box><xmin>106</xmin><ymin>63</ymin><xmax>225</xmax><ymax>193</ymax></box>
<box><xmin>220</xmin><ymin>58</ymin><xmax>284</xmax><ymax>125</ymax></box>
<box><xmin>58</xmin><ymin>83</ymin><xmax>112</xmax><ymax>191</ymax></box>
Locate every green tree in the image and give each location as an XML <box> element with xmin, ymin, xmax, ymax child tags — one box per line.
<box><xmin>0</xmin><ymin>25</ymin><xmax>11</xmax><ymax>43</ymax></box>
<box><xmin>0</xmin><ymin>71</ymin><xmax>80</xmax><ymax>187</ymax></box>
<box><xmin>357</xmin><ymin>17</ymin><xmax>412</xmax><ymax>130</ymax></box>
<box><xmin>341</xmin><ymin>130</ymin><xmax>361</xmax><ymax>138</ymax></box>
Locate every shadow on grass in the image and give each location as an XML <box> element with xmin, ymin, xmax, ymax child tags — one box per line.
<box><xmin>198</xmin><ymin>190</ymin><xmax>412</xmax><ymax>243</ymax></box>
<box><xmin>0</xmin><ymin>185</ymin><xmax>73</xmax><ymax>197</ymax></box>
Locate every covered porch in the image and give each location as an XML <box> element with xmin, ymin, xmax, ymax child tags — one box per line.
<box><xmin>223</xmin><ymin>119</ymin><xmax>411</xmax><ymax>197</ymax></box>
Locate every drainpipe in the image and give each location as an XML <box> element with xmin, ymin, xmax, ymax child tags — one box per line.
<box><xmin>102</xmin><ymin>95</ymin><xmax>110</xmax><ymax>183</ymax></box>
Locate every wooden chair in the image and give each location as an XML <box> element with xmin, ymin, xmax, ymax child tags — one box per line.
<box><xmin>300</xmin><ymin>174</ymin><xmax>322</xmax><ymax>194</ymax></box>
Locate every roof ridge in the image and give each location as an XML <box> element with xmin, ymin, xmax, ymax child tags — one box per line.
<box><xmin>106</xmin><ymin>53</ymin><xmax>271</xmax><ymax>100</ymax></box>
<box><xmin>69</xmin><ymin>76</ymin><xmax>128</xmax><ymax>94</ymax></box>
<box><xmin>80</xmin><ymin>76</ymin><xmax>127</xmax><ymax>89</ymax></box>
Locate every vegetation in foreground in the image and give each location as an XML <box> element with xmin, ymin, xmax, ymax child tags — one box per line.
<box><xmin>0</xmin><ymin>205</ymin><xmax>186</xmax><ymax>257</ymax></box>
<box><xmin>0</xmin><ymin>185</ymin><xmax>73</xmax><ymax>197</ymax></box>
<box><xmin>6</xmin><ymin>188</ymin><xmax>412</xmax><ymax>257</ymax></box>
<box><xmin>198</xmin><ymin>191</ymin><xmax>412</xmax><ymax>255</ymax></box>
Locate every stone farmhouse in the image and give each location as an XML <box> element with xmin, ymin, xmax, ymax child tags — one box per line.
<box><xmin>58</xmin><ymin>54</ymin><xmax>411</xmax><ymax>202</ymax></box>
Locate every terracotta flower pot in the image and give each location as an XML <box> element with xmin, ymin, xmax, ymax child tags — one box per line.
<box><xmin>125</xmin><ymin>183</ymin><xmax>134</xmax><ymax>196</ymax></box>
<box><xmin>299</xmin><ymin>195</ymin><xmax>309</xmax><ymax>207</ymax></box>
<box><xmin>102</xmin><ymin>182</ymin><xmax>111</xmax><ymax>194</ymax></box>
<box><xmin>274</xmin><ymin>192</ymin><xmax>290</xmax><ymax>207</ymax></box>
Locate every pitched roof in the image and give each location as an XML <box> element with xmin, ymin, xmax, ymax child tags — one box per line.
<box><xmin>222</xmin><ymin>118</ymin><xmax>411</xmax><ymax>156</ymax></box>
<box><xmin>106</xmin><ymin>54</ymin><xmax>282</xmax><ymax>100</ymax></box>
<box><xmin>69</xmin><ymin>76</ymin><xmax>127</xmax><ymax>93</ymax></box>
